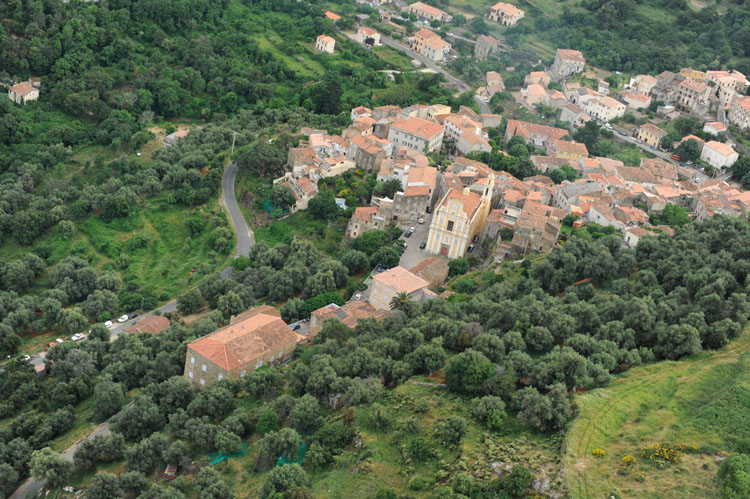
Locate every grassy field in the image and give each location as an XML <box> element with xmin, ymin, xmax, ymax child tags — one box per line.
<box><xmin>563</xmin><ymin>329</ymin><xmax>750</xmax><ymax>498</ymax></box>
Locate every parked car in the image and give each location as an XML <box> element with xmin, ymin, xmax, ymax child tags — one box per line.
<box><xmin>71</xmin><ymin>333</ymin><xmax>86</xmax><ymax>341</ymax></box>
<box><xmin>46</xmin><ymin>342</ymin><xmax>57</xmax><ymax>350</ymax></box>
<box><xmin>354</xmin><ymin>293</ymin><xmax>362</xmax><ymax>300</ymax></box>
<box><xmin>409</xmin><ymin>226</ymin><xmax>416</xmax><ymax>233</ymax></box>
<box><xmin>605</xmin><ymin>123</ymin><xmax>612</xmax><ymax>129</ymax></box>
<box><xmin>671</xmin><ymin>154</ymin><xmax>681</xmax><ymax>161</ymax></box>
<box><xmin>686</xmin><ymin>160</ymin><xmax>694</xmax><ymax>165</ymax></box>
<box><xmin>472</xmin><ymin>234</ymin><xmax>480</xmax><ymax>244</ymax></box>
<box><xmin>117</xmin><ymin>315</ymin><xmax>128</xmax><ymax>323</ymax></box>
<box><xmin>418</xmin><ymin>218</ymin><xmax>425</xmax><ymax>224</ymax></box>
<box><xmin>128</xmin><ymin>312</ymin><xmax>138</xmax><ymax>320</ymax></box>
<box><xmin>290</xmin><ymin>324</ymin><xmax>300</xmax><ymax>331</ymax></box>
<box><xmin>404</xmin><ymin>230</ymin><xmax>412</xmax><ymax>238</ymax></box>
<box><xmin>419</xmin><ymin>241</ymin><xmax>426</xmax><ymax>249</ymax></box>
<box><xmin>426</xmin><ymin>206</ymin><xmax>432</xmax><ymax>214</ymax></box>
<box><xmin>467</xmin><ymin>244</ymin><xmax>475</xmax><ymax>253</ymax></box>
<box><xmin>104</xmin><ymin>321</ymin><xmax>114</xmax><ymax>329</ymax></box>
<box><xmin>650</xmin><ymin>145</ymin><xmax>658</xmax><ymax>150</ymax></box>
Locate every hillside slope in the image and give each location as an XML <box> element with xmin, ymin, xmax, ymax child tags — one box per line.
<box><xmin>564</xmin><ymin>328</ymin><xmax>750</xmax><ymax>498</ymax></box>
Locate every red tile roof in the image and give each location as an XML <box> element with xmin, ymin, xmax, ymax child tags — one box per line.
<box><xmin>188</xmin><ymin>306</ymin><xmax>296</xmax><ymax>371</ymax></box>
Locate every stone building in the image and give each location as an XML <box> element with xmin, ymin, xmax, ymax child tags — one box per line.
<box><xmin>184</xmin><ymin>306</ymin><xmax>299</xmax><ymax>389</ymax></box>
<box><xmin>550</xmin><ymin>49</ymin><xmax>585</xmax><ymax>81</ymax></box>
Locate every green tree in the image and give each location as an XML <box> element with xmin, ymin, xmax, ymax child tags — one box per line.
<box><xmin>237</xmin><ymin>143</ymin><xmax>286</xmax><ymax>177</ymax></box>
<box><xmin>177</xmin><ymin>289</ymin><xmax>205</xmax><ymax>315</ymax></box>
<box><xmin>517</xmin><ymin>383</ymin><xmax>572</xmax><ymax>432</ymax></box>
<box><xmin>307</xmin><ymin>194</ymin><xmax>339</xmax><ymax>220</ymax></box>
<box><xmin>29</xmin><ymin>447</ymin><xmax>71</xmax><ymax>488</ymax></box>
<box><xmin>94</xmin><ymin>376</ymin><xmax>124</xmax><ymax>421</ymax></box>
<box><xmin>369</xmin><ymin>246</ymin><xmax>400</xmax><ymax>269</ymax></box>
<box><xmin>261</xmin><ymin>464</ymin><xmax>308</xmax><ymax>498</ymax></box>
<box><xmin>437</xmin><ymin>416</ymin><xmax>467</xmax><ymax>447</ymax></box>
<box><xmin>448</xmin><ymin>257</ymin><xmax>469</xmax><ymax>277</ymax></box>
<box><xmin>352</xmin><ymin>230</ymin><xmax>390</xmax><ymax>255</ymax></box>
<box><xmin>445</xmin><ymin>349</ymin><xmax>494</xmax><ymax>395</ymax></box>
<box><xmin>271</xmin><ymin>184</ymin><xmax>295</xmax><ymax>209</ymax></box>
<box><xmin>675</xmin><ymin>138</ymin><xmax>700</xmax><ymax>162</ymax></box>
<box><xmin>718</xmin><ymin>453</ymin><xmax>750</xmax><ymax>498</ymax></box>
<box><xmin>87</xmin><ymin>473</ymin><xmax>123</xmax><ymax>499</ymax></box>
<box><xmin>290</xmin><ymin>394</ymin><xmax>320</xmax><ymax>433</ymax></box>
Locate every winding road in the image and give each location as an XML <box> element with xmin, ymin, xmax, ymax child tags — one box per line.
<box><xmin>220</xmin><ymin>161</ymin><xmax>255</xmax><ymax>278</ymax></box>
<box><xmin>11</xmin><ymin>160</ymin><xmax>254</xmax><ymax>499</ymax></box>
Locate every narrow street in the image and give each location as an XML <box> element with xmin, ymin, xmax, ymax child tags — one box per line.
<box><xmin>399</xmin><ymin>212</ymin><xmax>434</xmax><ymax>270</ymax></box>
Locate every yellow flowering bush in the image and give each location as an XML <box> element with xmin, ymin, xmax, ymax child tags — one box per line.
<box><xmin>640</xmin><ymin>443</ymin><xmax>681</xmax><ymax>463</ymax></box>
<box><xmin>592</xmin><ymin>448</ymin><xmax>607</xmax><ymax>458</ymax></box>
<box><xmin>621</xmin><ymin>455</ymin><xmax>637</xmax><ymax>466</ymax></box>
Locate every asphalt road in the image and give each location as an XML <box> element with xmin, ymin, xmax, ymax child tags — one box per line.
<box><xmin>221</xmin><ymin>161</ymin><xmax>255</xmax><ymax>278</ymax></box>
<box><xmin>380</xmin><ymin>36</ymin><xmax>470</xmax><ymax>93</ymax></box>
<box><xmin>11</xmin><ymin>422</ymin><xmax>112</xmax><ymax>499</ymax></box>
<box><xmin>475</xmin><ymin>95</ymin><xmax>491</xmax><ymax>115</ymax></box>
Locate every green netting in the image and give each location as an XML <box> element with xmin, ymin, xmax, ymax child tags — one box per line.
<box><xmin>277</xmin><ymin>443</ymin><xmax>307</xmax><ymax>466</ymax></box>
<box><xmin>264</xmin><ymin>199</ymin><xmax>289</xmax><ymax>216</ymax></box>
<box><xmin>207</xmin><ymin>443</ymin><xmax>248</xmax><ymax>465</ymax></box>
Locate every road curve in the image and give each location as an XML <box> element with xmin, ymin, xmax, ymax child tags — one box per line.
<box><xmin>221</xmin><ymin>161</ymin><xmax>255</xmax><ymax>278</ymax></box>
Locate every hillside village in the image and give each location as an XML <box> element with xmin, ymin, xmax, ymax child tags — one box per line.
<box><xmin>7</xmin><ymin>0</ymin><xmax>750</xmax><ymax>497</ymax></box>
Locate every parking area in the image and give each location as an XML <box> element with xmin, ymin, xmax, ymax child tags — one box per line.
<box><xmin>399</xmin><ymin>212</ymin><xmax>433</xmax><ymax>270</ymax></box>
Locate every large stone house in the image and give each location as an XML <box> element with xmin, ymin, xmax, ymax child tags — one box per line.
<box><xmin>356</xmin><ymin>26</ymin><xmax>380</xmax><ymax>46</ymax></box>
<box><xmin>411</xmin><ymin>28</ymin><xmax>437</xmax><ymax>54</ymax></box>
<box><xmin>387</xmin><ymin>117</ymin><xmax>445</xmax><ymax>154</ymax></box>
<box><xmin>701</xmin><ymin>140</ymin><xmax>738</xmax><ymax>169</ymax></box>
<box><xmin>184</xmin><ymin>306</ymin><xmax>299</xmax><ymax>389</ymax></box>
<box><xmin>425</xmin><ymin>178</ymin><xmax>493</xmax><ymax>258</ymax></box>
<box><xmin>486</xmin><ymin>2</ymin><xmax>524</xmax><ymax>26</ymax></box>
<box><xmin>8</xmin><ymin>82</ymin><xmax>39</xmax><ymax>105</ymax></box>
<box><xmin>368</xmin><ymin>266</ymin><xmax>435</xmax><ymax>311</ymax></box>
<box><xmin>550</xmin><ymin>49</ymin><xmax>585</xmax><ymax>81</ymax></box>
<box><xmin>315</xmin><ymin>35</ymin><xmax>335</xmax><ymax>54</ymax></box>
<box><xmin>728</xmin><ymin>96</ymin><xmax>750</xmax><ymax>130</ymax></box>
<box><xmin>474</xmin><ymin>35</ymin><xmax>498</xmax><ymax>61</ymax></box>
<box><xmin>510</xmin><ymin>202</ymin><xmax>563</xmax><ymax>255</ymax></box>
<box><xmin>346</xmin><ymin>206</ymin><xmax>386</xmax><ymax>238</ymax></box>
<box><xmin>635</xmin><ymin>123</ymin><xmax>668</xmax><ymax>148</ymax></box>
<box><xmin>408</xmin><ymin>2</ymin><xmax>452</xmax><ymax>23</ymax></box>
<box><xmin>505</xmin><ymin>119</ymin><xmax>569</xmax><ymax>147</ymax></box>
<box><xmin>423</xmin><ymin>36</ymin><xmax>451</xmax><ymax>62</ymax></box>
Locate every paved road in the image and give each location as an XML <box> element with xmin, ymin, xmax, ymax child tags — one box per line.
<box><xmin>380</xmin><ymin>36</ymin><xmax>470</xmax><ymax>93</ymax></box>
<box><xmin>11</xmin><ymin>422</ymin><xmax>112</xmax><ymax>499</ymax></box>
<box><xmin>221</xmin><ymin>161</ymin><xmax>255</xmax><ymax>278</ymax></box>
<box><xmin>475</xmin><ymin>95</ymin><xmax>491</xmax><ymax>115</ymax></box>
<box><xmin>399</xmin><ymin>213</ymin><xmax>434</xmax><ymax>270</ymax></box>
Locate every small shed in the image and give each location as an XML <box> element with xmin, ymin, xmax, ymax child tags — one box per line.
<box><xmin>164</xmin><ymin>465</ymin><xmax>177</xmax><ymax>481</ymax></box>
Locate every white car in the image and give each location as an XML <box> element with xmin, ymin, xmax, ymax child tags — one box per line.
<box><xmin>71</xmin><ymin>333</ymin><xmax>86</xmax><ymax>341</ymax></box>
<box><xmin>55</xmin><ymin>338</ymin><xmax>64</xmax><ymax>344</ymax></box>
<box><xmin>117</xmin><ymin>315</ymin><xmax>129</xmax><ymax>323</ymax></box>
<box><xmin>418</xmin><ymin>218</ymin><xmax>425</xmax><ymax>224</ymax></box>
<box><xmin>604</xmin><ymin>123</ymin><xmax>612</xmax><ymax>129</ymax></box>
<box><xmin>104</xmin><ymin>321</ymin><xmax>114</xmax><ymax>329</ymax></box>
<box><xmin>410</xmin><ymin>226</ymin><xmax>416</xmax><ymax>233</ymax></box>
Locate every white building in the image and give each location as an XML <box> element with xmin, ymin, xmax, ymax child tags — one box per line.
<box><xmin>387</xmin><ymin>117</ymin><xmax>445</xmax><ymax>154</ymax></box>
<box><xmin>700</xmin><ymin>140</ymin><xmax>738</xmax><ymax>169</ymax></box>
<box><xmin>315</xmin><ymin>35</ymin><xmax>335</xmax><ymax>54</ymax></box>
<box><xmin>356</xmin><ymin>26</ymin><xmax>380</xmax><ymax>46</ymax></box>
<box><xmin>8</xmin><ymin>82</ymin><xmax>39</xmax><ymax>105</ymax></box>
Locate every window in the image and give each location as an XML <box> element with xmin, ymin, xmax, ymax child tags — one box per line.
<box><xmin>241</xmin><ymin>370</ymin><xmax>246</xmax><ymax>377</ymax></box>
<box><xmin>188</xmin><ymin>371</ymin><xmax>193</xmax><ymax>378</ymax></box>
<box><xmin>191</xmin><ymin>357</ymin><xmax>195</xmax><ymax>364</ymax></box>
<box><xmin>200</xmin><ymin>379</ymin><xmax>205</xmax><ymax>386</ymax></box>
<box><xmin>202</xmin><ymin>364</ymin><xmax>206</xmax><ymax>372</ymax></box>
<box><xmin>447</xmin><ymin>221</ymin><xmax>454</xmax><ymax>231</ymax></box>
<box><xmin>218</xmin><ymin>374</ymin><xmax>223</xmax><ymax>381</ymax></box>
